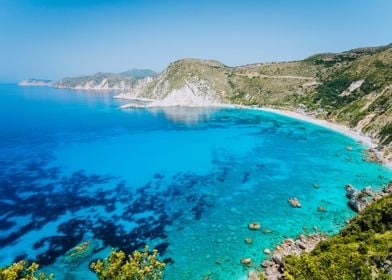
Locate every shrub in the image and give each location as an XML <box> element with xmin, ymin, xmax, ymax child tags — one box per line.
<box><xmin>90</xmin><ymin>246</ymin><xmax>165</xmax><ymax>280</ymax></box>
<box><xmin>0</xmin><ymin>261</ymin><xmax>53</xmax><ymax>280</ymax></box>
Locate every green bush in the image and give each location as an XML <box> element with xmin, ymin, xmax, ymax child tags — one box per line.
<box><xmin>0</xmin><ymin>261</ymin><xmax>53</xmax><ymax>280</ymax></box>
<box><xmin>90</xmin><ymin>246</ymin><xmax>165</xmax><ymax>280</ymax></box>
<box><xmin>283</xmin><ymin>193</ymin><xmax>392</xmax><ymax>280</ymax></box>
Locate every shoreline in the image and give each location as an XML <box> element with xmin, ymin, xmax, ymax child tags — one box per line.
<box><xmin>255</xmin><ymin>107</ymin><xmax>375</xmax><ymax>147</ymax></box>
<box><xmin>116</xmin><ymin>99</ymin><xmax>391</xmax><ymax>169</ymax></box>
<box><xmin>236</xmin><ymin>105</ymin><xmax>392</xmax><ymax>169</ymax></box>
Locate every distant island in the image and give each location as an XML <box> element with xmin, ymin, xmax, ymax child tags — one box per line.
<box><xmin>18</xmin><ymin>78</ymin><xmax>53</xmax><ymax>86</ymax></box>
<box><xmin>19</xmin><ymin>68</ymin><xmax>157</xmax><ymax>90</ymax></box>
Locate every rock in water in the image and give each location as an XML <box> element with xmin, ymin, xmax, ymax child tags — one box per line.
<box><xmin>240</xmin><ymin>258</ymin><xmax>252</xmax><ymax>267</ymax></box>
<box><xmin>288</xmin><ymin>197</ymin><xmax>302</xmax><ymax>208</ymax></box>
<box><xmin>247</xmin><ymin>270</ymin><xmax>259</xmax><ymax>280</ymax></box>
<box><xmin>248</xmin><ymin>222</ymin><xmax>261</xmax><ymax>230</ymax></box>
<box><xmin>244</xmin><ymin>237</ymin><xmax>253</xmax><ymax>244</ymax></box>
<box><xmin>317</xmin><ymin>206</ymin><xmax>326</xmax><ymax>212</ymax></box>
<box><xmin>345</xmin><ymin>184</ymin><xmax>372</xmax><ymax>212</ymax></box>
<box><xmin>264</xmin><ymin>248</ymin><xmax>271</xmax><ymax>254</ymax></box>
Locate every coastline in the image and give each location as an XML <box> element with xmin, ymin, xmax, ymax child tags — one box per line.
<box><xmin>237</xmin><ymin>106</ymin><xmax>392</xmax><ymax>169</ymax></box>
<box><xmin>116</xmin><ymin>98</ymin><xmax>392</xmax><ymax>169</ymax></box>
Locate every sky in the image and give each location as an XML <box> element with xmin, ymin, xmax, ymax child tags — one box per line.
<box><xmin>0</xmin><ymin>0</ymin><xmax>391</xmax><ymax>82</ymax></box>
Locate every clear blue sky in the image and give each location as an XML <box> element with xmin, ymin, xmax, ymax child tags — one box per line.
<box><xmin>1</xmin><ymin>0</ymin><xmax>391</xmax><ymax>82</ymax></box>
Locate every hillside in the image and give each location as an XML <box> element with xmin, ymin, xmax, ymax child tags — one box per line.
<box><xmin>118</xmin><ymin>44</ymin><xmax>392</xmax><ymax>161</ymax></box>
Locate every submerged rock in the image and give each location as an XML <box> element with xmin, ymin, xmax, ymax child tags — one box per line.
<box><xmin>244</xmin><ymin>237</ymin><xmax>253</xmax><ymax>244</ymax></box>
<box><xmin>317</xmin><ymin>206</ymin><xmax>326</xmax><ymax>212</ymax></box>
<box><xmin>61</xmin><ymin>240</ymin><xmax>100</xmax><ymax>267</ymax></box>
<box><xmin>288</xmin><ymin>197</ymin><xmax>302</xmax><ymax>208</ymax></box>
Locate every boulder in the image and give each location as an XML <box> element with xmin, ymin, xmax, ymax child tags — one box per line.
<box><xmin>248</xmin><ymin>222</ymin><xmax>261</xmax><ymax>230</ymax></box>
<box><xmin>362</xmin><ymin>186</ymin><xmax>373</xmax><ymax>196</ymax></box>
<box><xmin>288</xmin><ymin>197</ymin><xmax>302</xmax><ymax>208</ymax></box>
<box><xmin>247</xmin><ymin>271</ymin><xmax>259</xmax><ymax>280</ymax></box>
<box><xmin>262</xmin><ymin>260</ymin><xmax>274</xmax><ymax>268</ymax></box>
<box><xmin>345</xmin><ymin>184</ymin><xmax>372</xmax><ymax>212</ymax></box>
<box><xmin>263</xmin><ymin>248</ymin><xmax>271</xmax><ymax>254</ymax></box>
<box><xmin>240</xmin><ymin>258</ymin><xmax>252</xmax><ymax>267</ymax></box>
<box><xmin>272</xmin><ymin>255</ymin><xmax>283</xmax><ymax>266</ymax></box>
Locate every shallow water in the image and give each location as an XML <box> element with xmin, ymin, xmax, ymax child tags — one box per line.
<box><xmin>0</xmin><ymin>84</ymin><xmax>391</xmax><ymax>279</ymax></box>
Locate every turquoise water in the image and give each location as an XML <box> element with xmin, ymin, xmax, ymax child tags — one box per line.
<box><xmin>0</xmin><ymin>84</ymin><xmax>391</xmax><ymax>279</ymax></box>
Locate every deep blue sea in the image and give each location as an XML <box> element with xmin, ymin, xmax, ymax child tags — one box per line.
<box><xmin>0</xmin><ymin>84</ymin><xmax>391</xmax><ymax>279</ymax></box>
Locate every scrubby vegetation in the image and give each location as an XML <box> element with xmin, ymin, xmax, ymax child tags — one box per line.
<box><xmin>0</xmin><ymin>261</ymin><xmax>53</xmax><ymax>280</ymax></box>
<box><xmin>0</xmin><ymin>247</ymin><xmax>165</xmax><ymax>280</ymax></box>
<box><xmin>90</xmin><ymin>246</ymin><xmax>165</xmax><ymax>280</ymax></box>
<box><xmin>283</xmin><ymin>193</ymin><xmax>392</xmax><ymax>280</ymax></box>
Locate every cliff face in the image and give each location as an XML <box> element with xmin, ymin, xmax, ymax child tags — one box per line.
<box><xmin>118</xmin><ymin>44</ymin><xmax>392</xmax><ymax>159</ymax></box>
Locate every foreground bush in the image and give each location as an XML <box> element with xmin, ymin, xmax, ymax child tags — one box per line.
<box><xmin>0</xmin><ymin>261</ymin><xmax>53</xmax><ymax>280</ymax></box>
<box><xmin>283</xmin><ymin>193</ymin><xmax>392</xmax><ymax>280</ymax></box>
<box><xmin>90</xmin><ymin>246</ymin><xmax>165</xmax><ymax>280</ymax></box>
<box><xmin>0</xmin><ymin>246</ymin><xmax>164</xmax><ymax>280</ymax></box>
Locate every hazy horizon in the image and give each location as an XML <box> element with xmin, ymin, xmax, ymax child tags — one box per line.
<box><xmin>1</xmin><ymin>0</ymin><xmax>391</xmax><ymax>82</ymax></box>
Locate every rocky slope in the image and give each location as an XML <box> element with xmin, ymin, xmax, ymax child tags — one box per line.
<box><xmin>118</xmin><ymin>44</ymin><xmax>392</xmax><ymax>161</ymax></box>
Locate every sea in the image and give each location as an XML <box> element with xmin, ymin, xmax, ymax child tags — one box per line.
<box><xmin>0</xmin><ymin>84</ymin><xmax>391</xmax><ymax>279</ymax></box>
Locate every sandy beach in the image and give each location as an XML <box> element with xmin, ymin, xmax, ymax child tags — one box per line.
<box><xmin>117</xmin><ymin>100</ymin><xmax>391</xmax><ymax>169</ymax></box>
<box><xmin>251</xmin><ymin>107</ymin><xmax>392</xmax><ymax>169</ymax></box>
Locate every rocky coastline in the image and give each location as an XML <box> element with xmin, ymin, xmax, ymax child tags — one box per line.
<box><xmin>246</xmin><ymin>233</ymin><xmax>327</xmax><ymax>280</ymax></box>
<box><xmin>345</xmin><ymin>181</ymin><xmax>392</xmax><ymax>213</ymax></box>
<box><xmin>245</xmin><ymin>181</ymin><xmax>392</xmax><ymax>280</ymax></box>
